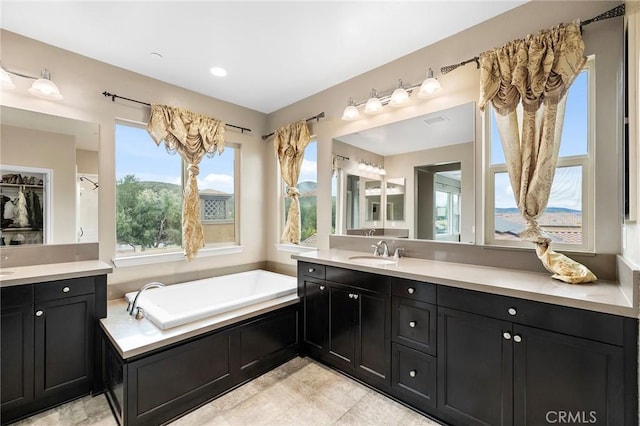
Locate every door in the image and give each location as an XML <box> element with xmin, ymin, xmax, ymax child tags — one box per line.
<box><xmin>302</xmin><ymin>279</ymin><xmax>328</xmax><ymax>353</ymax></box>
<box><xmin>34</xmin><ymin>294</ymin><xmax>94</xmax><ymax>400</ymax></box>
<box><xmin>355</xmin><ymin>289</ymin><xmax>390</xmax><ymax>384</ymax></box>
<box><xmin>328</xmin><ymin>285</ymin><xmax>356</xmax><ymax>369</ymax></box>
<box><xmin>513</xmin><ymin>324</ymin><xmax>624</xmax><ymax>426</ymax></box>
<box><xmin>1</xmin><ymin>305</ymin><xmax>34</xmax><ymax>411</ymax></box>
<box><xmin>437</xmin><ymin>307</ymin><xmax>513</xmax><ymax>426</ymax></box>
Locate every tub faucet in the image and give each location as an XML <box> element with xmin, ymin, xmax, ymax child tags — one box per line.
<box><xmin>127</xmin><ymin>281</ymin><xmax>165</xmax><ymax>317</ymax></box>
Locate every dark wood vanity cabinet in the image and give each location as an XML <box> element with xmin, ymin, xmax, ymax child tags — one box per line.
<box><xmin>438</xmin><ymin>286</ymin><xmax>635</xmax><ymax>426</ymax></box>
<box><xmin>298</xmin><ymin>262</ymin><xmax>391</xmax><ymax>388</ymax></box>
<box><xmin>0</xmin><ymin>275</ymin><xmax>107</xmax><ymax>424</ymax></box>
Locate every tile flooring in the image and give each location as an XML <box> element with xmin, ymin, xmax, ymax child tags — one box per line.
<box><xmin>12</xmin><ymin>357</ymin><xmax>444</xmax><ymax>426</ymax></box>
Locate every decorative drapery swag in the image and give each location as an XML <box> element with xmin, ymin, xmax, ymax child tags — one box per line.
<box><xmin>479</xmin><ymin>22</ymin><xmax>597</xmax><ymax>284</ymax></box>
<box><xmin>274</xmin><ymin>120</ymin><xmax>310</xmax><ymax>244</ymax></box>
<box><xmin>147</xmin><ymin>104</ymin><xmax>225</xmax><ymax>261</ymax></box>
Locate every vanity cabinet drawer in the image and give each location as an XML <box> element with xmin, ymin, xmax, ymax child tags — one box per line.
<box><xmin>391</xmin><ymin>343</ymin><xmax>436</xmax><ymax>410</ymax></box>
<box><xmin>299</xmin><ymin>262</ymin><xmax>325</xmax><ymax>280</ymax></box>
<box><xmin>35</xmin><ymin>277</ymin><xmax>95</xmax><ymax>302</ymax></box>
<box><xmin>438</xmin><ymin>286</ymin><xmax>625</xmax><ymax>346</ymax></box>
<box><xmin>392</xmin><ymin>298</ymin><xmax>436</xmax><ymax>356</ymax></box>
<box><xmin>391</xmin><ymin>278</ymin><xmax>436</xmax><ymax>304</ymax></box>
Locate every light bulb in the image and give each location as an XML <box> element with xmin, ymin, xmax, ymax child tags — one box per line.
<box><xmin>0</xmin><ymin>66</ymin><xmax>15</xmax><ymax>89</ymax></box>
<box><xmin>418</xmin><ymin>68</ymin><xmax>441</xmax><ymax>98</ymax></box>
<box><xmin>28</xmin><ymin>69</ymin><xmax>63</xmax><ymax>100</ymax></box>
<box><xmin>389</xmin><ymin>79</ymin><xmax>410</xmax><ymax>107</ymax></box>
<box><xmin>341</xmin><ymin>97</ymin><xmax>360</xmax><ymax>121</ymax></box>
<box><xmin>364</xmin><ymin>89</ymin><xmax>383</xmax><ymax>114</ymax></box>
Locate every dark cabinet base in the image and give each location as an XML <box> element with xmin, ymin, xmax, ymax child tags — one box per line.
<box><xmin>103</xmin><ymin>305</ymin><xmax>299</xmax><ymax>426</ymax></box>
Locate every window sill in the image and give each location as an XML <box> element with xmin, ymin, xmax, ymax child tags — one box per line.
<box><xmin>275</xmin><ymin>243</ymin><xmax>318</xmax><ymax>254</ymax></box>
<box><xmin>112</xmin><ymin>245</ymin><xmax>244</xmax><ymax>268</ymax></box>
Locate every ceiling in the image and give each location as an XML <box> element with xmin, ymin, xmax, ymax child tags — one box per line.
<box><xmin>335</xmin><ymin>102</ymin><xmax>475</xmax><ymax>156</ymax></box>
<box><xmin>0</xmin><ymin>1</ymin><xmax>526</xmax><ymax>114</ymax></box>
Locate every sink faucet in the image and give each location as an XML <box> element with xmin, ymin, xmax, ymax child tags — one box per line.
<box><xmin>371</xmin><ymin>240</ymin><xmax>390</xmax><ymax>257</ymax></box>
<box><xmin>127</xmin><ymin>281</ymin><xmax>165</xmax><ymax>318</ymax></box>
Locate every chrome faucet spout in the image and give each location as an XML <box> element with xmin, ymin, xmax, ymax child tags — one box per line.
<box><xmin>128</xmin><ymin>281</ymin><xmax>166</xmax><ymax>316</ymax></box>
<box><xmin>374</xmin><ymin>240</ymin><xmax>390</xmax><ymax>257</ymax></box>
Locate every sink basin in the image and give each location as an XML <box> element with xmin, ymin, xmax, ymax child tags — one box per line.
<box><xmin>348</xmin><ymin>255</ymin><xmax>397</xmax><ymax>266</ymax></box>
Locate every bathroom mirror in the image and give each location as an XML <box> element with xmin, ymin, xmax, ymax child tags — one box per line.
<box><xmin>333</xmin><ymin>102</ymin><xmax>475</xmax><ymax>242</ymax></box>
<box><xmin>0</xmin><ymin>106</ymin><xmax>100</xmax><ymax>245</ymax></box>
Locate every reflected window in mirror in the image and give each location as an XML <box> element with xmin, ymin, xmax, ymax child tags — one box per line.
<box><xmin>282</xmin><ymin>140</ymin><xmax>317</xmax><ymax>246</ymax></box>
<box><xmin>386</xmin><ymin>178</ymin><xmax>405</xmax><ymax>221</ymax></box>
<box><xmin>115</xmin><ymin>121</ymin><xmax>239</xmax><ymax>259</ymax></box>
<box><xmin>485</xmin><ymin>57</ymin><xmax>594</xmax><ymax>252</ymax></box>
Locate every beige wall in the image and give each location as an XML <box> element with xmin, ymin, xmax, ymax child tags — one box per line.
<box><xmin>1</xmin><ymin>124</ymin><xmax>76</xmax><ymax>243</ymax></box>
<box><xmin>76</xmin><ymin>149</ymin><xmax>98</xmax><ymax>175</ymax></box>
<box><xmin>1</xmin><ymin>29</ymin><xmax>269</xmax><ymax>286</ymax></box>
<box><xmin>266</xmin><ymin>0</ymin><xmax>628</xmax><ymax>267</ymax></box>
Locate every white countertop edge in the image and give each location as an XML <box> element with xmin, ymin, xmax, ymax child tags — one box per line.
<box><xmin>100</xmin><ymin>294</ymin><xmax>300</xmax><ymax>360</ymax></box>
<box><xmin>0</xmin><ymin>260</ymin><xmax>113</xmax><ymax>287</ymax></box>
<box><xmin>293</xmin><ymin>249</ymin><xmax>638</xmax><ymax>319</ymax></box>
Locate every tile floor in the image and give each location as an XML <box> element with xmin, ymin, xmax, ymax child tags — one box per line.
<box><xmin>11</xmin><ymin>357</ymin><xmax>444</xmax><ymax>426</ymax></box>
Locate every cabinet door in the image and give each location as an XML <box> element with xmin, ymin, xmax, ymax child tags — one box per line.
<box><xmin>302</xmin><ymin>279</ymin><xmax>328</xmax><ymax>353</ymax></box>
<box><xmin>34</xmin><ymin>294</ymin><xmax>94</xmax><ymax>400</ymax></box>
<box><xmin>1</xmin><ymin>305</ymin><xmax>34</xmax><ymax>411</ymax></box>
<box><xmin>327</xmin><ymin>286</ymin><xmax>356</xmax><ymax>369</ymax></box>
<box><xmin>438</xmin><ymin>307</ymin><xmax>513</xmax><ymax>426</ymax></box>
<box><xmin>513</xmin><ymin>324</ymin><xmax>624</xmax><ymax>426</ymax></box>
<box><xmin>355</xmin><ymin>289</ymin><xmax>390</xmax><ymax>384</ymax></box>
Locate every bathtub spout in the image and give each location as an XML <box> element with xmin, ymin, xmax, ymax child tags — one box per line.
<box><xmin>128</xmin><ymin>282</ymin><xmax>166</xmax><ymax>317</ymax></box>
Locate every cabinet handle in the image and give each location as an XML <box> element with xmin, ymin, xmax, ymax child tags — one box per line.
<box><xmin>513</xmin><ymin>335</ymin><xmax>522</xmax><ymax>343</ymax></box>
<box><xmin>409</xmin><ymin>370</ymin><xmax>417</xmax><ymax>378</ymax></box>
<box><xmin>352</xmin><ymin>294</ymin><xmax>359</xmax><ymax>300</ymax></box>
<box><xmin>308</xmin><ymin>268</ymin><xmax>315</xmax><ymax>273</ymax></box>
<box><xmin>319</xmin><ymin>285</ymin><xmax>325</xmax><ymax>291</ymax></box>
<box><xmin>508</xmin><ymin>307</ymin><xmax>517</xmax><ymax>316</ymax></box>
<box><xmin>503</xmin><ymin>332</ymin><xmax>512</xmax><ymax>340</ymax></box>
<box><xmin>409</xmin><ymin>321</ymin><xmax>417</xmax><ymax>328</ymax></box>
<box><xmin>407</xmin><ymin>287</ymin><xmax>415</xmax><ymax>294</ymax></box>
<box><xmin>35</xmin><ymin>310</ymin><xmax>44</xmax><ymax>317</ymax></box>
<box><xmin>62</xmin><ymin>286</ymin><xmax>70</xmax><ymax>293</ymax></box>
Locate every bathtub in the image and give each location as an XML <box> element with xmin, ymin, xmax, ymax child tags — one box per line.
<box><xmin>125</xmin><ymin>269</ymin><xmax>297</xmax><ymax>330</ymax></box>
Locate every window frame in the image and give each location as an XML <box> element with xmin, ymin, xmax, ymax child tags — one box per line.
<box><xmin>483</xmin><ymin>56</ymin><xmax>595</xmax><ymax>253</ymax></box>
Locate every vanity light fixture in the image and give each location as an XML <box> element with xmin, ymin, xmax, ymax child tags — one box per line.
<box><xmin>341</xmin><ymin>67</ymin><xmax>442</xmax><ymax>120</ymax></box>
<box><xmin>0</xmin><ymin>65</ymin><xmax>63</xmax><ymax>100</ymax></box>
<box><xmin>358</xmin><ymin>161</ymin><xmax>386</xmax><ymax>176</ymax></box>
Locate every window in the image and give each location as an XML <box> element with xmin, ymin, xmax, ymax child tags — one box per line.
<box><xmin>115</xmin><ymin>121</ymin><xmax>238</xmax><ymax>259</ymax></box>
<box><xmin>485</xmin><ymin>58</ymin><xmax>594</xmax><ymax>251</ymax></box>
<box><xmin>282</xmin><ymin>140</ymin><xmax>317</xmax><ymax>246</ymax></box>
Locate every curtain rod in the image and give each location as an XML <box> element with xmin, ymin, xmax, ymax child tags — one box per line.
<box><xmin>439</xmin><ymin>3</ymin><xmax>625</xmax><ymax>75</ymax></box>
<box><xmin>261</xmin><ymin>112</ymin><xmax>326</xmax><ymax>140</ymax></box>
<box><xmin>101</xmin><ymin>91</ymin><xmax>252</xmax><ymax>134</ymax></box>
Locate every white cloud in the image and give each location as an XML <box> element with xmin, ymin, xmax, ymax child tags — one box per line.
<box><xmin>198</xmin><ymin>173</ymin><xmax>234</xmax><ymax>193</ymax></box>
<box><xmin>298</xmin><ymin>159</ymin><xmax>317</xmax><ymax>183</ymax></box>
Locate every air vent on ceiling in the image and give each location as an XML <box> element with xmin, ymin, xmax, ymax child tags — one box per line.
<box><xmin>423</xmin><ymin>114</ymin><xmax>449</xmax><ymax>125</ymax></box>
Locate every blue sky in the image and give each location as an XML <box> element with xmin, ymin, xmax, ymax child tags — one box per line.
<box><xmin>492</xmin><ymin>70</ymin><xmax>588</xmax><ymax>211</ymax></box>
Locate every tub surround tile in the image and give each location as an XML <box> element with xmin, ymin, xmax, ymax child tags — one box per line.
<box><xmin>101</xmin><ymin>295</ymin><xmax>299</xmax><ymax>359</ymax></box>
<box><xmin>293</xmin><ymin>249</ymin><xmax>637</xmax><ymax>318</ymax></box>
<box><xmin>617</xmin><ymin>254</ymin><xmax>639</xmax><ymax>308</ymax></box>
<box><xmin>0</xmin><ymin>259</ymin><xmax>112</xmax><ymax>287</ymax></box>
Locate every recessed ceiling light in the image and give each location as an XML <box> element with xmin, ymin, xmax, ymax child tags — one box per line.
<box><xmin>150</xmin><ymin>52</ymin><xmax>163</xmax><ymax>59</ymax></box>
<box><xmin>210</xmin><ymin>67</ymin><xmax>227</xmax><ymax>77</ymax></box>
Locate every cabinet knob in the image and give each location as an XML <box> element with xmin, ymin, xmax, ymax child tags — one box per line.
<box><xmin>513</xmin><ymin>335</ymin><xmax>522</xmax><ymax>343</ymax></box>
<box><xmin>508</xmin><ymin>307</ymin><xmax>517</xmax><ymax>316</ymax></box>
<box><xmin>62</xmin><ymin>286</ymin><xmax>70</xmax><ymax>293</ymax></box>
<box><xmin>503</xmin><ymin>332</ymin><xmax>512</xmax><ymax>340</ymax></box>
<box><xmin>352</xmin><ymin>294</ymin><xmax>359</xmax><ymax>300</ymax></box>
<box><xmin>409</xmin><ymin>321</ymin><xmax>417</xmax><ymax>328</ymax></box>
<box><xmin>319</xmin><ymin>285</ymin><xmax>325</xmax><ymax>291</ymax></box>
<box><xmin>407</xmin><ymin>287</ymin><xmax>415</xmax><ymax>295</ymax></box>
<box><xmin>409</xmin><ymin>370</ymin><xmax>417</xmax><ymax>378</ymax></box>
<box><xmin>348</xmin><ymin>293</ymin><xmax>353</xmax><ymax>299</ymax></box>
<box><xmin>35</xmin><ymin>310</ymin><xmax>44</xmax><ymax>317</ymax></box>
<box><xmin>308</xmin><ymin>268</ymin><xmax>315</xmax><ymax>273</ymax></box>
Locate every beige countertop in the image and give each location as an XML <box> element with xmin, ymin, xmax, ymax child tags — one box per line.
<box><xmin>0</xmin><ymin>260</ymin><xmax>113</xmax><ymax>287</ymax></box>
<box><xmin>293</xmin><ymin>249</ymin><xmax>638</xmax><ymax>318</ymax></box>
<box><xmin>101</xmin><ymin>295</ymin><xmax>300</xmax><ymax>359</ymax></box>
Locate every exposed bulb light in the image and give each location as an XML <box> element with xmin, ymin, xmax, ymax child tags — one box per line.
<box><xmin>364</xmin><ymin>89</ymin><xmax>383</xmax><ymax>115</ymax></box>
<box><xmin>341</xmin><ymin>97</ymin><xmax>360</xmax><ymax>121</ymax></box>
<box><xmin>28</xmin><ymin>69</ymin><xmax>63</xmax><ymax>100</ymax></box>
<box><xmin>379</xmin><ymin>168</ymin><xmax>386</xmax><ymax>176</ymax></box>
<box><xmin>0</xmin><ymin>66</ymin><xmax>15</xmax><ymax>89</ymax></box>
<box><xmin>418</xmin><ymin>68</ymin><xmax>441</xmax><ymax>98</ymax></box>
<box><xmin>358</xmin><ymin>162</ymin><xmax>367</xmax><ymax>170</ymax></box>
<box><xmin>389</xmin><ymin>79</ymin><xmax>410</xmax><ymax>107</ymax></box>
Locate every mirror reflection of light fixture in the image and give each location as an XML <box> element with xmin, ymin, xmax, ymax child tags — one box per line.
<box><xmin>341</xmin><ymin>97</ymin><xmax>360</xmax><ymax>121</ymax></box>
<box><xmin>1</xmin><ymin>65</ymin><xmax>64</xmax><ymax>100</ymax></box>
<box><xmin>389</xmin><ymin>79</ymin><xmax>410</xmax><ymax>107</ymax></box>
<box><xmin>364</xmin><ymin>89</ymin><xmax>383</xmax><ymax>115</ymax></box>
<box><xmin>358</xmin><ymin>160</ymin><xmax>386</xmax><ymax>176</ymax></box>
<box><xmin>418</xmin><ymin>68</ymin><xmax>441</xmax><ymax>98</ymax></box>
